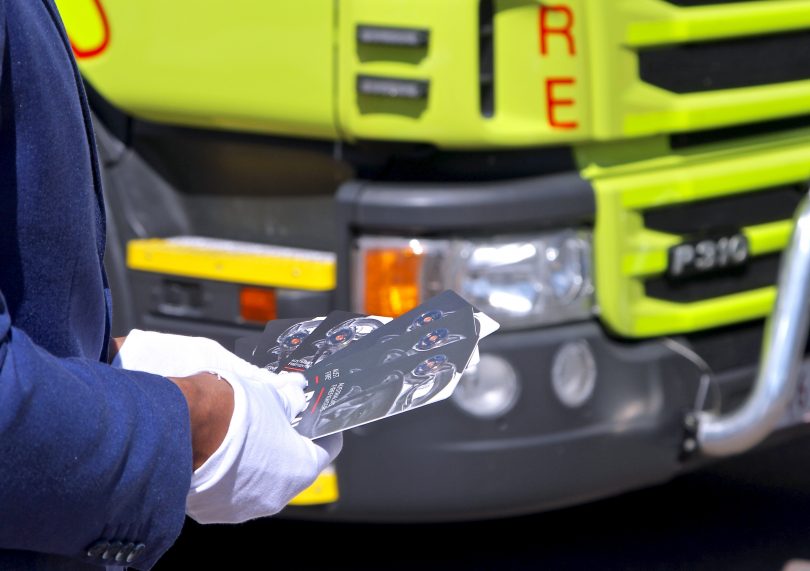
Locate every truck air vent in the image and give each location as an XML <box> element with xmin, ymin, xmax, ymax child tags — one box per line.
<box><xmin>643</xmin><ymin>185</ymin><xmax>804</xmax><ymax>235</ymax></box>
<box><xmin>357</xmin><ymin>75</ymin><xmax>429</xmax><ymax>99</ymax></box>
<box><xmin>663</xmin><ymin>0</ymin><xmax>763</xmax><ymax>5</ymax></box>
<box><xmin>639</xmin><ymin>29</ymin><xmax>810</xmax><ymax>93</ymax></box>
<box><xmin>479</xmin><ymin>0</ymin><xmax>495</xmax><ymax>117</ymax></box>
<box><xmin>356</xmin><ymin>25</ymin><xmax>429</xmax><ymax>48</ymax></box>
<box><xmin>671</xmin><ymin>114</ymin><xmax>810</xmax><ymax>150</ymax></box>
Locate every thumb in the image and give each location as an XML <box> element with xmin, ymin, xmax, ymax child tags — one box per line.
<box><xmin>243</xmin><ymin>371</ymin><xmax>307</xmax><ymax>423</ymax></box>
<box><xmin>262</xmin><ymin>372</ymin><xmax>308</xmax><ymax>421</ymax></box>
<box><xmin>309</xmin><ymin>432</ymin><xmax>343</xmax><ymax>470</ymax></box>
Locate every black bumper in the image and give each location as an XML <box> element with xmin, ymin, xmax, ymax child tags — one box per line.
<box><xmin>285</xmin><ymin>321</ymin><xmax>705</xmax><ymax>521</ymax></box>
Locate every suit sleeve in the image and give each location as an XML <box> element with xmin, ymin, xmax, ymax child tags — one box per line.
<box><xmin>0</xmin><ymin>291</ymin><xmax>193</xmax><ymax>569</ymax></box>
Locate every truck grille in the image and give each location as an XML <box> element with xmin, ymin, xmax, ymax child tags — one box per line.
<box><xmin>591</xmin><ymin>140</ymin><xmax>810</xmax><ymax>338</ymax></box>
<box><xmin>639</xmin><ymin>186</ymin><xmax>802</xmax><ymax>303</ymax></box>
<box><xmin>638</xmin><ymin>30</ymin><xmax>810</xmax><ymax>94</ymax></box>
<box><xmin>663</xmin><ymin>0</ymin><xmax>785</xmax><ymax>7</ymax></box>
<box><xmin>588</xmin><ymin>0</ymin><xmax>810</xmax><ymax>140</ymax></box>
<box><xmin>642</xmin><ymin>185</ymin><xmax>803</xmax><ymax>235</ymax></box>
<box><xmin>670</xmin><ymin>115</ymin><xmax>810</xmax><ymax>150</ymax></box>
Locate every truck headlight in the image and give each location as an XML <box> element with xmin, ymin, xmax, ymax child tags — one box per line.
<box><xmin>353</xmin><ymin>230</ymin><xmax>593</xmax><ymax>330</ymax></box>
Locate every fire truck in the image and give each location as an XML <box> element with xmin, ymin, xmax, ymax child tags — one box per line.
<box><xmin>57</xmin><ymin>0</ymin><xmax>810</xmax><ymax>521</ymax></box>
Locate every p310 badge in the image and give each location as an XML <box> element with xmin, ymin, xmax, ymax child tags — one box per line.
<box><xmin>667</xmin><ymin>232</ymin><xmax>749</xmax><ymax>279</ymax></box>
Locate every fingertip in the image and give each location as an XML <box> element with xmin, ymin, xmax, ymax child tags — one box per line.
<box><xmin>280</xmin><ymin>386</ymin><xmax>306</xmax><ymax>420</ymax></box>
<box><xmin>313</xmin><ymin>432</ymin><xmax>343</xmax><ymax>463</ymax></box>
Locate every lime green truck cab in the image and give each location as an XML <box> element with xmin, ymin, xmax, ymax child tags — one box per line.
<box><xmin>58</xmin><ymin>0</ymin><xmax>810</xmax><ymax>520</ymax></box>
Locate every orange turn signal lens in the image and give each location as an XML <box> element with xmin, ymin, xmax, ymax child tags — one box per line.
<box><xmin>362</xmin><ymin>246</ymin><xmax>423</xmax><ymax>317</ymax></box>
<box><xmin>240</xmin><ymin>287</ymin><xmax>277</xmax><ymax>323</ymax></box>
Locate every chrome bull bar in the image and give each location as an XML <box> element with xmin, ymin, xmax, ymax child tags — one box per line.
<box><xmin>698</xmin><ymin>193</ymin><xmax>810</xmax><ymax>456</ymax></box>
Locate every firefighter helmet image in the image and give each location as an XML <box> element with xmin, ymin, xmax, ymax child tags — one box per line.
<box><xmin>407</xmin><ymin>309</ymin><xmax>450</xmax><ymax>332</ymax></box>
<box><xmin>379</xmin><ymin>327</ymin><xmax>466</xmax><ymax>365</ymax></box>
<box><xmin>309</xmin><ymin>316</ymin><xmax>385</xmax><ymax>367</ymax></box>
<box><xmin>264</xmin><ymin>318</ymin><xmax>323</xmax><ymax>371</ymax></box>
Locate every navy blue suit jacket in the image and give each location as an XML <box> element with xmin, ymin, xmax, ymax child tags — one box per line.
<box><xmin>0</xmin><ymin>1</ymin><xmax>192</xmax><ymax>568</ymax></box>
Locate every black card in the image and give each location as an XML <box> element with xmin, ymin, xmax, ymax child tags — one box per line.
<box><xmin>296</xmin><ymin>313</ymin><xmax>391</xmax><ymax>369</ymax></box>
<box><xmin>294</xmin><ymin>305</ymin><xmax>480</xmax><ymax>438</ymax></box>
<box><xmin>314</xmin><ymin>290</ymin><xmax>474</xmax><ymax>371</ymax></box>
<box><xmin>236</xmin><ymin>317</ymin><xmax>325</xmax><ymax>371</ymax></box>
<box><xmin>233</xmin><ymin>331</ymin><xmax>263</xmax><ymax>363</ymax></box>
<box><xmin>315</xmin><ymin>306</ymin><xmax>476</xmax><ymax>378</ymax></box>
<box><xmin>276</xmin><ymin>311</ymin><xmax>362</xmax><ymax>374</ymax></box>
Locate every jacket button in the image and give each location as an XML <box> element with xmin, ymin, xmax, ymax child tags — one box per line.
<box><xmin>85</xmin><ymin>541</ymin><xmax>109</xmax><ymax>559</ymax></box>
<box><xmin>126</xmin><ymin>543</ymin><xmax>146</xmax><ymax>564</ymax></box>
<box><xmin>115</xmin><ymin>542</ymin><xmax>136</xmax><ymax>563</ymax></box>
<box><xmin>102</xmin><ymin>541</ymin><xmax>122</xmax><ymax>561</ymax></box>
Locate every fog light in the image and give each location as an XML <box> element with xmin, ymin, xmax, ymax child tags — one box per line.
<box><xmin>551</xmin><ymin>340</ymin><xmax>596</xmax><ymax>408</ymax></box>
<box><xmin>452</xmin><ymin>354</ymin><xmax>520</xmax><ymax>419</ymax></box>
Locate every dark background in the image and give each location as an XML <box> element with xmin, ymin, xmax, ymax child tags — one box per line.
<box><xmin>156</xmin><ymin>433</ymin><xmax>810</xmax><ymax>570</ymax></box>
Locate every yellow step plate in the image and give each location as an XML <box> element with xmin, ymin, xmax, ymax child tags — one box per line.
<box><xmin>289</xmin><ymin>465</ymin><xmax>339</xmax><ymax>505</ymax></box>
<box><xmin>127</xmin><ymin>236</ymin><xmax>336</xmax><ymax>291</ymax></box>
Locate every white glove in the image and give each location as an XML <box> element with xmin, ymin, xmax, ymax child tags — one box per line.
<box><xmin>112</xmin><ymin>329</ymin><xmax>304</xmax><ymax>420</ymax></box>
<box><xmin>113</xmin><ymin>329</ymin><xmax>343</xmax><ymax>523</ymax></box>
<box><xmin>185</xmin><ymin>367</ymin><xmax>343</xmax><ymax>523</ymax></box>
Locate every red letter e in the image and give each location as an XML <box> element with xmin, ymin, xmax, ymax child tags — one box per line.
<box><xmin>546</xmin><ymin>78</ymin><xmax>578</xmax><ymax>129</ymax></box>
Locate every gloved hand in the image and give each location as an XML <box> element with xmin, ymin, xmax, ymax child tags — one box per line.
<box><xmin>113</xmin><ymin>329</ymin><xmax>343</xmax><ymax>523</ymax></box>
<box><xmin>112</xmin><ymin>329</ymin><xmax>304</xmax><ymax>421</ymax></box>
<box><xmin>184</xmin><ymin>367</ymin><xmax>343</xmax><ymax>524</ymax></box>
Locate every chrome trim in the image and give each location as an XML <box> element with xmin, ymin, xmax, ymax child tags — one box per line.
<box><xmin>698</xmin><ymin>191</ymin><xmax>810</xmax><ymax>456</ymax></box>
